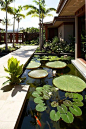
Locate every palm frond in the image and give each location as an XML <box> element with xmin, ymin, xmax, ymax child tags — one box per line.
<box><xmin>31</xmin><ymin>13</ymin><xmax>39</xmax><ymax>18</ymax></box>
<box><xmin>26</xmin><ymin>10</ymin><xmax>38</xmax><ymax>16</ymax></box>
<box><xmin>23</xmin><ymin>4</ymin><xmax>39</xmax><ymax>12</ymax></box>
<box><xmin>46</xmin><ymin>8</ymin><xmax>56</xmax><ymax>14</ymax></box>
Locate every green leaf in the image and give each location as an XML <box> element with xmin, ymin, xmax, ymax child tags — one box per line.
<box><xmin>32</xmin><ymin>91</ymin><xmax>40</xmax><ymax>97</ymax></box>
<box><xmin>61</xmin><ymin>112</ymin><xmax>74</xmax><ymax>123</ymax></box>
<box><xmin>53</xmin><ymin>75</ymin><xmax>86</xmax><ymax>92</ymax></box>
<box><xmin>73</xmin><ymin>101</ymin><xmax>84</xmax><ymax>107</ymax></box>
<box><xmin>69</xmin><ymin>105</ymin><xmax>82</xmax><ymax>116</ymax></box>
<box><xmin>65</xmin><ymin>92</ymin><xmax>73</xmax><ymax>98</ymax></box>
<box><xmin>36</xmin><ymin>87</ymin><xmax>43</xmax><ymax>92</ymax></box>
<box><xmin>51</xmin><ymin>101</ymin><xmax>59</xmax><ymax>107</ymax></box>
<box><xmin>43</xmin><ymin>94</ymin><xmax>50</xmax><ymax>100</ymax></box>
<box><xmin>28</xmin><ymin>69</ymin><xmax>48</xmax><ymax>79</ymax></box>
<box><xmin>26</xmin><ymin>61</ymin><xmax>41</xmax><ymax>69</ymax></box>
<box><xmin>63</xmin><ymin>100</ymin><xmax>73</xmax><ymax>106</ymax></box>
<box><xmin>50</xmin><ymin>110</ymin><xmax>60</xmax><ymax>121</ymax></box>
<box><xmin>43</xmin><ymin>85</ymin><xmax>51</xmax><ymax>90</ymax></box>
<box><xmin>36</xmin><ymin>104</ymin><xmax>47</xmax><ymax>112</ymax></box>
<box><xmin>46</xmin><ymin>61</ymin><xmax>67</xmax><ymax>69</ymax></box>
<box><xmin>57</xmin><ymin>104</ymin><xmax>67</xmax><ymax>113</ymax></box>
<box><xmin>73</xmin><ymin>93</ymin><xmax>83</xmax><ymax>101</ymax></box>
<box><xmin>34</xmin><ymin>97</ymin><xmax>43</xmax><ymax>104</ymax></box>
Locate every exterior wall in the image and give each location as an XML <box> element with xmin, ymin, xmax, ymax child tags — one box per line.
<box><xmin>64</xmin><ymin>24</ymin><xmax>74</xmax><ymax>43</ymax></box>
<box><xmin>58</xmin><ymin>24</ymin><xmax>64</xmax><ymax>42</ymax></box>
<box><xmin>48</xmin><ymin>28</ymin><xmax>58</xmax><ymax>41</ymax></box>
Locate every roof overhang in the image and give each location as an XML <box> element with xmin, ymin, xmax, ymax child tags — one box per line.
<box><xmin>56</xmin><ymin>0</ymin><xmax>85</xmax><ymax>16</ymax></box>
<box><xmin>43</xmin><ymin>16</ymin><xmax>75</xmax><ymax>28</ymax></box>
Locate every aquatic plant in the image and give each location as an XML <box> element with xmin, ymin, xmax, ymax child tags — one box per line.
<box><xmin>53</xmin><ymin>75</ymin><xmax>86</xmax><ymax>92</ymax></box>
<box><xmin>3</xmin><ymin>56</ymin><xmax>24</xmax><ymax>85</ymax></box>
<box><xmin>46</xmin><ymin>61</ymin><xmax>67</xmax><ymax>69</ymax></box>
<box><xmin>26</xmin><ymin>61</ymin><xmax>41</xmax><ymax>69</ymax></box>
<box><xmin>28</xmin><ymin>69</ymin><xmax>48</xmax><ymax>79</ymax></box>
<box><xmin>32</xmin><ymin>84</ymin><xmax>84</xmax><ymax>123</ymax></box>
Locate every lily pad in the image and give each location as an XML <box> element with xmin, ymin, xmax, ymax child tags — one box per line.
<box><xmin>36</xmin><ymin>87</ymin><xmax>43</xmax><ymax>92</ymax></box>
<box><xmin>43</xmin><ymin>94</ymin><xmax>50</xmax><ymax>100</ymax></box>
<box><xmin>46</xmin><ymin>61</ymin><xmax>67</xmax><ymax>69</ymax></box>
<box><xmin>57</xmin><ymin>104</ymin><xmax>67</xmax><ymax>113</ymax></box>
<box><xmin>28</xmin><ymin>69</ymin><xmax>48</xmax><ymax>79</ymax></box>
<box><xmin>36</xmin><ymin>104</ymin><xmax>47</xmax><ymax>112</ymax></box>
<box><xmin>34</xmin><ymin>97</ymin><xmax>43</xmax><ymax>104</ymax></box>
<box><xmin>65</xmin><ymin>92</ymin><xmax>74</xmax><ymax>98</ymax></box>
<box><xmin>26</xmin><ymin>61</ymin><xmax>41</xmax><ymax>69</ymax></box>
<box><xmin>73</xmin><ymin>101</ymin><xmax>84</xmax><ymax>107</ymax></box>
<box><xmin>50</xmin><ymin>110</ymin><xmax>60</xmax><ymax>121</ymax></box>
<box><xmin>32</xmin><ymin>91</ymin><xmax>40</xmax><ymax>97</ymax></box>
<box><xmin>53</xmin><ymin>75</ymin><xmax>86</xmax><ymax>92</ymax></box>
<box><xmin>69</xmin><ymin>105</ymin><xmax>82</xmax><ymax>116</ymax></box>
<box><xmin>51</xmin><ymin>101</ymin><xmax>59</xmax><ymax>107</ymax></box>
<box><xmin>61</xmin><ymin>111</ymin><xmax>74</xmax><ymax>123</ymax></box>
<box><xmin>73</xmin><ymin>93</ymin><xmax>83</xmax><ymax>101</ymax></box>
<box><xmin>63</xmin><ymin>100</ymin><xmax>73</xmax><ymax>106</ymax></box>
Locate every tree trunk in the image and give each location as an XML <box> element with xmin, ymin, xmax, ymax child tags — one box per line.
<box><xmin>13</xmin><ymin>15</ymin><xmax>15</xmax><ymax>47</ymax></box>
<box><xmin>39</xmin><ymin>0</ymin><xmax>42</xmax><ymax>51</ymax></box>
<box><xmin>42</xmin><ymin>14</ymin><xmax>43</xmax><ymax>48</ymax></box>
<box><xmin>5</xmin><ymin>0</ymin><xmax>8</xmax><ymax>51</ymax></box>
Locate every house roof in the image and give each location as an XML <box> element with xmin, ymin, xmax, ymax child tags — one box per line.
<box><xmin>43</xmin><ymin>16</ymin><xmax>75</xmax><ymax>28</ymax></box>
<box><xmin>56</xmin><ymin>0</ymin><xmax>85</xmax><ymax>16</ymax></box>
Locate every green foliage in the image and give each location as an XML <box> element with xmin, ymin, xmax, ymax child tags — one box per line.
<box><xmin>53</xmin><ymin>75</ymin><xmax>86</xmax><ymax>92</ymax></box>
<box><xmin>3</xmin><ymin>57</ymin><xmax>24</xmax><ymax>85</ymax></box>
<box><xmin>32</xmin><ymin>84</ymin><xmax>84</xmax><ymax>124</ymax></box>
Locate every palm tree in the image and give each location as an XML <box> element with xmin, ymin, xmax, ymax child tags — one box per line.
<box><xmin>0</xmin><ymin>0</ymin><xmax>14</xmax><ymax>51</ymax></box>
<box><xmin>15</xmin><ymin>14</ymin><xmax>25</xmax><ymax>32</ymax></box>
<box><xmin>23</xmin><ymin>0</ymin><xmax>56</xmax><ymax>50</ymax></box>
<box><xmin>1</xmin><ymin>17</ymin><xmax>12</xmax><ymax>28</ymax></box>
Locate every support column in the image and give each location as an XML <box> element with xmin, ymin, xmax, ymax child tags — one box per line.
<box><xmin>45</xmin><ymin>26</ymin><xmax>48</xmax><ymax>41</ymax></box>
<box><xmin>85</xmin><ymin>0</ymin><xmax>86</xmax><ymax>34</ymax></box>
<box><xmin>75</xmin><ymin>16</ymin><xmax>78</xmax><ymax>59</ymax></box>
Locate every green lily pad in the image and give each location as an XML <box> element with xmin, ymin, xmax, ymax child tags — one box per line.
<box><xmin>69</xmin><ymin>105</ymin><xmax>82</xmax><ymax>116</ymax></box>
<box><xmin>50</xmin><ymin>110</ymin><xmax>60</xmax><ymax>121</ymax></box>
<box><xmin>43</xmin><ymin>85</ymin><xmax>51</xmax><ymax>90</ymax></box>
<box><xmin>73</xmin><ymin>93</ymin><xmax>83</xmax><ymax>101</ymax></box>
<box><xmin>26</xmin><ymin>61</ymin><xmax>41</xmax><ymax>69</ymax></box>
<box><xmin>32</xmin><ymin>91</ymin><xmax>40</xmax><ymax>97</ymax></box>
<box><xmin>43</xmin><ymin>94</ymin><xmax>50</xmax><ymax>100</ymax></box>
<box><xmin>57</xmin><ymin>104</ymin><xmax>67</xmax><ymax>113</ymax></box>
<box><xmin>36</xmin><ymin>104</ymin><xmax>47</xmax><ymax>112</ymax></box>
<box><xmin>73</xmin><ymin>101</ymin><xmax>84</xmax><ymax>107</ymax></box>
<box><xmin>51</xmin><ymin>101</ymin><xmax>59</xmax><ymax>107</ymax></box>
<box><xmin>63</xmin><ymin>100</ymin><xmax>73</xmax><ymax>106</ymax></box>
<box><xmin>65</xmin><ymin>92</ymin><xmax>74</xmax><ymax>98</ymax></box>
<box><xmin>46</xmin><ymin>61</ymin><xmax>67</xmax><ymax>69</ymax></box>
<box><xmin>61</xmin><ymin>111</ymin><xmax>74</xmax><ymax>123</ymax></box>
<box><xmin>53</xmin><ymin>75</ymin><xmax>86</xmax><ymax>92</ymax></box>
<box><xmin>28</xmin><ymin>69</ymin><xmax>48</xmax><ymax>79</ymax></box>
<box><xmin>34</xmin><ymin>97</ymin><xmax>43</xmax><ymax>104</ymax></box>
<box><xmin>36</xmin><ymin>87</ymin><xmax>43</xmax><ymax>92</ymax></box>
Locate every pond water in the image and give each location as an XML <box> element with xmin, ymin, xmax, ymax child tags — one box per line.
<box><xmin>18</xmin><ymin>55</ymin><xmax>86</xmax><ymax>129</ymax></box>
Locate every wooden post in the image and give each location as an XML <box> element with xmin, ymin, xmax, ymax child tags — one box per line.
<box><xmin>0</xmin><ymin>33</ymin><xmax>1</xmax><ymax>44</ymax></box>
<box><xmin>45</xmin><ymin>26</ymin><xmax>48</xmax><ymax>41</ymax></box>
<box><xmin>85</xmin><ymin>0</ymin><xmax>86</xmax><ymax>34</ymax></box>
<box><xmin>16</xmin><ymin>33</ymin><xmax>18</xmax><ymax>43</ymax></box>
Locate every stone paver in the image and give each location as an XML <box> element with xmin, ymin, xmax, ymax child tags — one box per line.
<box><xmin>0</xmin><ymin>45</ymin><xmax>38</xmax><ymax>129</ymax></box>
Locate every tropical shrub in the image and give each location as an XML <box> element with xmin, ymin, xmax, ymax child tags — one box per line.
<box><xmin>3</xmin><ymin>57</ymin><xmax>24</xmax><ymax>85</ymax></box>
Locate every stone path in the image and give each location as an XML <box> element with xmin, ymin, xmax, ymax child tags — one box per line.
<box><xmin>0</xmin><ymin>45</ymin><xmax>38</xmax><ymax>129</ymax></box>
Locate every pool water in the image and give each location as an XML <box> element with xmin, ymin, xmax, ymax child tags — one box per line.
<box><xmin>18</xmin><ymin>55</ymin><xmax>86</xmax><ymax>129</ymax></box>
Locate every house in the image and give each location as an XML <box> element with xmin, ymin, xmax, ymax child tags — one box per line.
<box><xmin>44</xmin><ymin>0</ymin><xmax>86</xmax><ymax>79</ymax></box>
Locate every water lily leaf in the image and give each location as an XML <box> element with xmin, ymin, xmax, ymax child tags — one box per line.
<box><xmin>34</xmin><ymin>97</ymin><xmax>43</xmax><ymax>104</ymax></box>
<box><xmin>73</xmin><ymin>93</ymin><xmax>83</xmax><ymax>101</ymax></box>
<box><xmin>43</xmin><ymin>85</ymin><xmax>51</xmax><ymax>90</ymax></box>
<box><xmin>36</xmin><ymin>104</ymin><xmax>47</xmax><ymax>112</ymax></box>
<box><xmin>63</xmin><ymin>100</ymin><xmax>73</xmax><ymax>106</ymax></box>
<box><xmin>50</xmin><ymin>110</ymin><xmax>60</xmax><ymax>121</ymax></box>
<box><xmin>32</xmin><ymin>91</ymin><xmax>40</xmax><ymax>97</ymax></box>
<box><xmin>28</xmin><ymin>70</ymin><xmax>48</xmax><ymax>79</ymax></box>
<box><xmin>51</xmin><ymin>101</ymin><xmax>59</xmax><ymax>107</ymax></box>
<box><xmin>51</xmin><ymin>87</ymin><xmax>57</xmax><ymax>92</ymax></box>
<box><xmin>73</xmin><ymin>101</ymin><xmax>84</xmax><ymax>107</ymax></box>
<box><xmin>36</xmin><ymin>87</ymin><xmax>43</xmax><ymax>92</ymax></box>
<box><xmin>69</xmin><ymin>105</ymin><xmax>82</xmax><ymax>116</ymax></box>
<box><xmin>65</xmin><ymin>92</ymin><xmax>74</xmax><ymax>98</ymax></box>
<box><xmin>46</xmin><ymin>61</ymin><xmax>67</xmax><ymax>69</ymax></box>
<box><xmin>57</xmin><ymin>104</ymin><xmax>67</xmax><ymax>113</ymax></box>
<box><xmin>43</xmin><ymin>94</ymin><xmax>50</xmax><ymax>100</ymax></box>
<box><xmin>61</xmin><ymin>111</ymin><xmax>74</xmax><ymax>123</ymax></box>
<box><xmin>26</xmin><ymin>61</ymin><xmax>41</xmax><ymax>69</ymax></box>
<box><xmin>53</xmin><ymin>75</ymin><xmax>86</xmax><ymax>92</ymax></box>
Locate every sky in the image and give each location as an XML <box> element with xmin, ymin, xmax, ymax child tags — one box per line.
<box><xmin>0</xmin><ymin>0</ymin><xmax>59</xmax><ymax>30</ymax></box>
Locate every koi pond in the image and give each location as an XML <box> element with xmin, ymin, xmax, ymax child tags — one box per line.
<box><xmin>18</xmin><ymin>55</ymin><xmax>86</xmax><ymax>129</ymax></box>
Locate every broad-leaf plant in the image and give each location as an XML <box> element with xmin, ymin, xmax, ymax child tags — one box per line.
<box><xmin>3</xmin><ymin>56</ymin><xmax>24</xmax><ymax>85</ymax></box>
